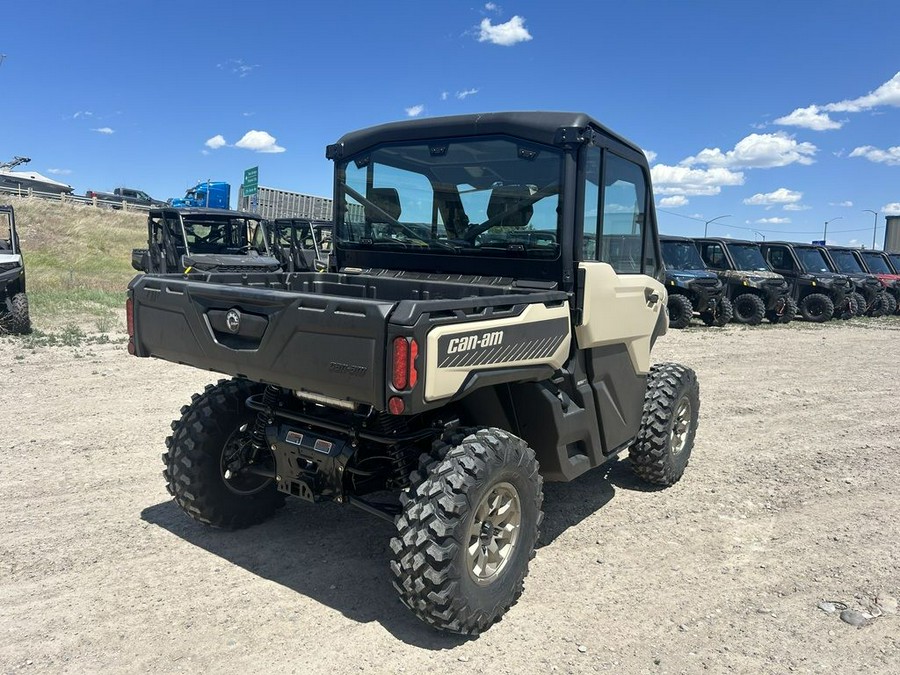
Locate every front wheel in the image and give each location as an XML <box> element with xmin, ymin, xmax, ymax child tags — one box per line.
<box><xmin>666</xmin><ymin>294</ymin><xmax>694</xmax><ymax>329</ymax></box>
<box><xmin>799</xmin><ymin>293</ymin><xmax>834</xmax><ymax>322</ymax></box>
<box><xmin>163</xmin><ymin>379</ymin><xmax>285</xmax><ymax>529</ymax></box>
<box><xmin>882</xmin><ymin>292</ymin><xmax>899</xmax><ymax>316</ymax></box>
<box><xmin>850</xmin><ymin>292</ymin><xmax>868</xmax><ymax>317</ymax></box>
<box><xmin>766</xmin><ymin>296</ymin><xmax>797</xmax><ymax>324</ymax></box>
<box><xmin>700</xmin><ymin>296</ymin><xmax>733</xmax><ymax>327</ymax></box>
<box><xmin>732</xmin><ymin>293</ymin><xmax>766</xmax><ymax>325</ymax></box>
<box><xmin>390</xmin><ymin>428</ymin><xmax>543</xmax><ymax>635</ymax></box>
<box><xmin>629</xmin><ymin>362</ymin><xmax>700</xmax><ymax>486</ymax></box>
<box><xmin>3</xmin><ymin>292</ymin><xmax>32</xmax><ymax>334</ymax></box>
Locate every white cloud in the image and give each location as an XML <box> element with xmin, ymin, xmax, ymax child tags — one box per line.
<box><xmin>773</xmin><ymin>105</ymin><xmax>842</xmax><ymax>131</ymax></box>
<box><xmin>242</xmin><ymin>112</ymin><xmax>255</xmax><ymax>117</ymax></box>
<box><xmin>456</xmin><ymin>88</ymin><xmax>479</xmax><ymax>100</ymax></box>
<box><xmin>849</xmin><ymin>145</ymin><xmax>900</xmax><ymax>166</ymax></box>
<box><xmin>205</xmin><ymin>134</ymin><xmax>227</xmax><ymax>150</ymax></box>
<box><xmin>405</xmin><ymin>104</ymin><xmax>425</xmax><ymax>117</ymax></box>
<box><xmin>440</xmin><ymin>91</ymin><xmax>449</xmax><ymax>101</ymax></box>
<box><xmin>46</xmin><ymin>168</ymin><xmax>72</xmax><ymax>175</ymax></box>
<box><xmin>743</xmin><ymin>188</ymin><xmax>802</xmax><ymax>206</ymax></box>
<box><xmin>783</xmin><ymin>203</ymin><xmax>812</xmax><ymax>211</ymax></box>
<box><xmin>756</xmin><ymin>217</ymin><xmax>791</xmax><ymax>224</ymax></box>
<box><xmin>650</xmin><ymin>164</ymin><xmax>744</xmax><ymax>197</ymax></box>
<box><xmin>829</xmin><ymin>200</ymin><xmax>853</xmax><ymax>207</ymax></box>
<box><xmin>825</xmin><ymin>72</ymin><xmax>900</xmax><ymax>113</ymax></box>
<box><xmin>92</xmin><ymin>127</ymin><xmax>114</xmax><ymax>134</ymax></box>
<box><xmin>659</xmin><ymin>195</ymin><xmax>689</xmax><ymax>207</ymax></box>
<box><xmin>644</xmin><ymin>150</ymin><xmax>657</xmax><ymax>163</ymax></box>
<box><xmin>218</xmin><ymin>58</ymin><xmax>258</xmax><ymax>78</ymax></box>
<box><xmin>234</xmin><ymin>130</ymin><xmax>285</xmax><ymax>153</ymax></box>
<box><xmin>682</xmin><ymin>132</ymin><xmax>817</xmax><ymax>169</ymax></box>
<box><xmin>485</xmin><ymin>2</ymin><xmax>500</xmax><ymax>11</ymax></box>
<box><xmin>883</xmin><ymin>202</ymin><xmax>900</xmax><ymax>215</ymax></box>
<box><xmin>478</xmin><ymin>16</ymin><xmax>532</xmax><ymax>46</ymax></box>
<box><xmin>72</xmin><ymin>111</ymin><xmax>94</xmax><ymax>119</ymax></box>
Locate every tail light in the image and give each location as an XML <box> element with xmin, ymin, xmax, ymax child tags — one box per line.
<box><xmin>389</xmin><ymin>336</ymin><xmax>419</xmax><ymax>414</ymax></box>
<box><xmin>126</xmin><ymin>296</ymin><xmax>135</xmax><ymax>355</ymax></box>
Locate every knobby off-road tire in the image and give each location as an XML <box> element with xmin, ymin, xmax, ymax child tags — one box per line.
<box><xmin>850</xmin><ymin>292</ymin><xmax>868</xmax><ymax>317</ymax></box>
<box><xmin>701</xmin><ymin>296</ymin><xmax>733</xmax><ymax>327</ymax></box>
<box><xmin>867</xmin><ymin>293</ymin><xmax>887</xmax><ymax>317</ymax></box>
<box><xmin>732</xmin><ymin>293</ymin><xmax>766</xmax><ymax>325</ymax></box>
<box><xmin>798</xmin><ymin>293</ymin><xmax>834</xmax><ymax>322</ymax></box>
<box><xmin>390</xmin><ymin>428</ymin><xmax>543</xmax><ymax>635</ymax></box>
<box><xmin>163</xmin><ymin>379</ymin><xmax>285</xmax><ymax>529</ymax></box>
<box><xmin>629</xmin><ymin>362</ymin><xmax>700</xmax><ymax>486</ymax></box>
<box><xmin>666</xmin><ymin>294</ymin><xmax>694</xmax><ymax>329</ymax></box>
<box><xmin>4</xmin><ymin>292</ymin><xmax>32</xmax><ymax>334</ymax></box>
<box><xmin>766</xmin><ymin>296</ymin><xmax>797</xmax><ymax>324</ymax></box>
<box><xmin>882</xmin><ymin>292</ymin><xmax>899</xmax><ymax>316</ymax></box>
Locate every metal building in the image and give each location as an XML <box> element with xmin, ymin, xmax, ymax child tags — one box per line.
<box><xmin>885</xmin><ymin>215</ymin><xmax>900</xmax><ymax>252</ymax></box>
<box><xmin>238</xmin><ymin>185</ymin><xmax>335</xmax><ymax>221</ymax></box>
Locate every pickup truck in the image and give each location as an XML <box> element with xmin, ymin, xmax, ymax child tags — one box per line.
<box><xmin>85</xmin><ymin>187</ymin><xmax>166</xmax><ymax>208</ymax></box>
<box><xmin>127</xmin><ymin>112</ymin><xmax>700</xmax><ymax>635</ymax></box>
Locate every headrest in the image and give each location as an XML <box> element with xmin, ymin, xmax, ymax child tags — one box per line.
<box><xmin>487</xmin><ymin>184</ymin><xmax>533</xmax><ymax>229</ymax></box>
<box><xmin>365</xmin><ymin>187</ymin><xmax>401</xmax><ymax>222</ymax></box>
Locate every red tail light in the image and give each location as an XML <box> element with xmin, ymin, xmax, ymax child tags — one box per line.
<box><xmin>408</xmin><ymin>339</ymin><xmax>419</xmax><ymax>388</ymax></box>
<box><xmin>392</xmin><ymin>337</ymin><xmax>409</xmax><ymax>390</ymax></box>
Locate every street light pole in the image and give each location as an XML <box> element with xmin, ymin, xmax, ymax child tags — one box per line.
<box><xmin>823</xmin><ymin>216</ymin><xmax>843</xmax><ymax>242</ymax></box>
<box><xmin>753</xmin><ymin>230</ymin><xmax>766</xmax><ymax>241</ymax></box>
<box><xmin>704</xmin><ymin>214</ymin><xmax>732</xmax><ymax>237</ymax></box>
<box><xmin>863</xmin><ymin>209</ymin><xmax>878</xmax><ymax>249</ymax></box>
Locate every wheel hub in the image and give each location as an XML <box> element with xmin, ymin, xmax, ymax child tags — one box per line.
<box><xmin>467</xmin><ymin>482</ymin><xmax>521</xmax><ymax>586</ymax></box>
<box><xmin>670</xmin><ymin>397</ymin><xmax>692</xmax><ymax>455</ymax></box>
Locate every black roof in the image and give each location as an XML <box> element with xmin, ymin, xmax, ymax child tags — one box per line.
<box><xmin>695</xmin><ymin>237</ymin><xmax>759</xmax><ymax>246</ymax></box>
<box><xmin>762</xmin><ymin>240</ymin><xmax>821</xmax><ymax>248</ymax></box>
<box><xmin>659</xmin><ymin>234</ymin><xmax>697</xmax><ymax>242</ymax></box>
<box><xmin>327</xmin><ymin>111</ymin><xmax>644</xmax><ymax>159</ymax></box>
<box><xmin>150</xmin><ymin>207</ymin><xmax>261</xmax><ymax>219</ymax></box>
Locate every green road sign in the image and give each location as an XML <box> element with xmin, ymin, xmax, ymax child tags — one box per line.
<box><xmin>243</xmin><ymin>166</ymin><xmax>259</xmax><ymax>196</ymax></box>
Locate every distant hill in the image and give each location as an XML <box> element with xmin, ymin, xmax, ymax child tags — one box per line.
<box><xmin>4</xmin><ymin>196</ymin><xmax>145</xmax><ymax>330</ymax></box>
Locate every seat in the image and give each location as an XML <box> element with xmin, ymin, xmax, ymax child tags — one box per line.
<box><xmin>365</xmin><ymin>187</ymin><xmax>402</xmax><ymax>223</ymax></box>
<box><xmin>486</xmin><ymin>185</ymin><xmax>533</xmax><ymax>229</ymax></box>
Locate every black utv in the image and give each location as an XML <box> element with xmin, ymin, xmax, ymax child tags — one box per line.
<box><xmin>0</xmin><ymin>204</ymin><xmax>31</xmax><ymax>334</ymax></box>
<box><xmin>267</xmin><ymin>218</ymin><xmax>334</xmax><ymax>272</ymax></box>
<box><xmin>855</xmin><ymin>249</ymin><xmax>900</xmax><ymax>315</ymax></box>
<box><xmin>759</xmin><ymin>241</ymin><xmax>854</xmax><ymax>321</ymax></box>
<box><xmin>818</xmin><ymin>245</ymin><xmax>889</xmax><ymax>317</ymax></box>
<box><xmin>659</xmin><ymin>235</ymin><xmax>731</xmax><ymax>328</ymax></box>
<box><xmin>695</xmin><ymin>237</ymin><xmax>794</xmax><ymax>325</ymax></box>
<box><xmin>131</xmin><ymin>207</ymin><xmax>281</xmax><ymax>275</ymax></box>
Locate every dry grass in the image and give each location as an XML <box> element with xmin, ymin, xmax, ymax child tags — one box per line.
<box><xmin>5</xmin><ymin>196</ymin><xmax>145</xmax><ymax>331</ymax></box>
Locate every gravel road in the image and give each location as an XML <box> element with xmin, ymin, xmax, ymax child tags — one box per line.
<box><xmin>2</xmin><ymin>319</ymin><xmax>899</xmax><ymax>674</ymax></box>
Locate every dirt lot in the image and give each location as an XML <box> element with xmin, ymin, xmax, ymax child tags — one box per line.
<box><xmin>2</xmin><ymin>319</ymin><xmax>899</xmax><ymax>674</ymax></box>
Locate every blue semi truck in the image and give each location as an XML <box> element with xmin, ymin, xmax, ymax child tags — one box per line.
<box><xmin>169</xmin><ymin>181</ymin><xmax>231</xmax><ymax>209</ymax></box>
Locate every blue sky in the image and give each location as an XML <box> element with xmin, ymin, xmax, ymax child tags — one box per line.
<box><xmin>2</xmin><ymin>0</ymin><xmax>898</xmax><ymax>247</ymax></box>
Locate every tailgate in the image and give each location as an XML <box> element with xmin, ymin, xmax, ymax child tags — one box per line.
<box><xmin>129</xmin><ymin>276</ymin><xmax>394</xmax><ymax>408</ymax></box>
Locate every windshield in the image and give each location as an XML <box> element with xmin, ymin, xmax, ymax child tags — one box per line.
<box><xmin>794</xmin><ymin>247</ymin><xmax>831</xmax><ymax>273</ymax></box>
<box><xmin>728</xmin><ymin>244</ymin><xmax>770</xmax><ymax>272</ymax></box>
<box><xmin>829</xmin><ymin>249</ymin><xmax>863</xmax><ymax>273</ymax></box>
<box><xmin>0</xmin><ymin>212</ymin><xmax>13</xmax><ymax>252</ymax></box>
<box><xmin>661</xmin><ymin>241</ymin><xmax>705</xmax><ymax>270</ymax></box>
<box><xmin>860</xmin><ymin>251</ymin><xmax>892</xmax><ymax>274</ymax></box>
<box><xmin>888</xmin><ymin>254</ymin><xmax>900</xmax><ymax>273</ymax></box>
<box><xmin>336</xmin><ymin>136</ymin><xmax>562</xmax><ymax>259</ymax></box>
<box><xmin>273</xmin><ymin>221</ymin><xmax>332</xmax><ymax>251</ymax></box>
<box><xmin>181</xmin><ymin>216</ymin><xmax>270</xmax><ymax>255</ymax></box>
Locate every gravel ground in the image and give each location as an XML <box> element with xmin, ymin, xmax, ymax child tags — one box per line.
<box><xmin>2</xmin><ymin>318</ymin><xmax>899</xmax><ymax>674</ymax></box>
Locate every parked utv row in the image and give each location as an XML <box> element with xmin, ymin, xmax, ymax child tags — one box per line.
<box><xmin>659</xmin><ymin>234</ymin><xmax>900</xmax><ymax>327</ymax></box>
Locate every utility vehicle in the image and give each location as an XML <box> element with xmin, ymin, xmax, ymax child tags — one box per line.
<box><xmin>659</xmin><ymin>235</ymin><xmax>731</xmax><ymax>328</ymax></box>
<box><xmin>856</xmin><ymin>250</ymin><xmax>900</xmax><ymax>315</ymax></box>
<box><xmin>695</xmin><ymin>237</ymin><xmax>794</xmax><ymax>325</ymax></box>
<box><xmin>268</xmin><ymin>218</ymin><xmax>334</xmax><ymax>272</ymax></box>
<box><xmin>131</xmin><ymin>207</ymin><xmax>280</xmax><ymax>275</ymax></box>
<box><xmin>127</xmin><ymin>112</ymin><xmax>700</xmax><ymax>635</ymax></box>
<box><xmin>0</xmin><ymin>204</ymin><xmax>31</xmax><ymax>334</ymax></box>
<box><xmin>759</xmin><ymin>241</ymin><xmax>854</xmax><ymax>321</ymax></box>
<box><xmin>818</xmin><ymin>245</ymin><xmax>889</xmax><ymax>317</ymax></box>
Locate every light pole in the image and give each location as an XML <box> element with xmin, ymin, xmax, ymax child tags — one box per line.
<box><xmin>704</xmin><ymin>214</ymin><xmax>731</xmax><ymax>237</ymax></box>
<box><xmin>863</xmin><ymin>209</ymin><xmax>878</xmax><ymax>249</ymax></box>
<box><xmin>753</xmin><ymin>230</ymin><xmax>766</xmax><ymax>241</ymax></box>
<box><xmin>823</xmin><ymin>216</ymin><xmax>842</xmax><ymax>242</ymax></box>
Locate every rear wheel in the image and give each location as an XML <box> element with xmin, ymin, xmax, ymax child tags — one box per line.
<box><xmin>798</xmin><ymin>293</ymin><xmax>834</xmax><ymax>322</ymax></box>
<box><xmin>850</xmin><ymin>292</ymin><xmax>868</xmax><ymax>317</ymax></box>
<box><xmin>629</xmin><ymin>362</ymin><xmax>700</xmax><ymax>486</ymax></box>
<box><xmin>700</xmin><ymin>296</ymin><xmax>732</xmax><ymax>327</ymax></box>
<box><xmin>666</xmin><ymin>294</ymin><xmax>694</xmax><ymax>329</ymax></box>
<box><xmin>882</xmin><ymin>292</ymin><xmax>899</xmax><ymax>316</ymax></box>
<box><xmin>163</xmin><ymin>379</ymin><xmax>285</xmax><ymax>529</ymax></box>
<box><xmin>732</xmin><ymin>293</ymin><xmax>766</xmax><ymax>325</ymax></box>
<box><xmin>391</xmin><ymin>428</ymin><xmax>542</xmax><ymax>635</ymax></box>
<box><xmin>3</xmin><ymin>292</ymin><xmax>32</xmax><ymax>334</ymax></box>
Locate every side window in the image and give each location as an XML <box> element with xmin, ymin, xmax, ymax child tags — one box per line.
<box><xmin>701</xmin><ymin>243</ymin><xmax>726</xmax><ymax>269</ymax></box>
<box><xmin>581</xmin><ymin>146</ymin><xmax>600</xmax><ymax>260</ymax></box>
<box><xmin>767</xmin><ymin>246</ymin><xmax>793</xmax><ymax>270</ymax></box>
<box><xmin>600</xmin><ymin>153</ymin><xmax>649</xmax><ymax>274</ymax></box>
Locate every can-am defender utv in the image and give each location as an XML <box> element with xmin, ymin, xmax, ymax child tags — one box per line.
<box><xmin>0</xmin><ymin>204</ymin><xmax>31</xmax><ymax>334</ymax></box>
<box><xmin>659</xmin><ymin>235</ymin><xmax>731</xmax><ymax>328</ymax></box>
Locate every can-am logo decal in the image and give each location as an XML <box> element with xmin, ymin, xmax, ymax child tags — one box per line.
<box><xmin>329</xmin><ymin>362</ymin><xmax>368</xmax><ymax>377</ymax></box>
<box><xmin>446</xmin><ymin>330</ymin><xmax>504</xmax><ymax>353</ymax></box>
<box><xmin>437</xmin><ymin>318</ymin><xmax>568</xmax><ymax>369</ymax></box>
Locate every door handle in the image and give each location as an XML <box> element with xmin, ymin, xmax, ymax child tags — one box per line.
<box><xmin>645</xmin><ymin>289</ymin><xmax>660</xmax><ymax>306</ymax></box>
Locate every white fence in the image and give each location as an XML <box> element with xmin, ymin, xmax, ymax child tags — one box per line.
<box><xmin>0</xmin><ymin>185</ymin><xmax>154</xmax><ymax>212</ymax></box>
